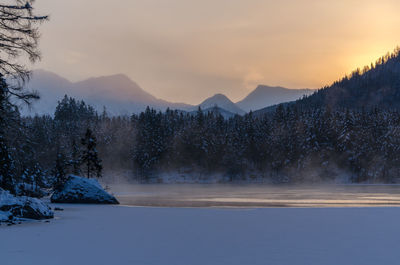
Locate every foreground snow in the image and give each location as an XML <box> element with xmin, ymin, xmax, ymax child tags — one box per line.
<box><xmin>1</xmin><ymin>205</ymin><xmax>400</xmax><ymax>265</ymax></box>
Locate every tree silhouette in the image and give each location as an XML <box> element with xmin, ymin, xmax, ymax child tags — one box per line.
<box><xmin>81</xmin><ymin>128</ymin><xmax>102</xmax><ymax>178</ymax></box>
<box><xmin>0</xmin><ymin>0</ymin><xmax>48</xmax><ymax>104</ymax></box>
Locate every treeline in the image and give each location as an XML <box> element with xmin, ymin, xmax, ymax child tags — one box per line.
<box><xmin>3</xmin><ymin>94</ymin><xmax>400</xmax><ymax>185</ymax></box>
<box><xmin>132</xmin><ymin>105</ymin><xmax>400</xmax><ymax>182</ymax></box>
<box><xmin>298</xmin><ymin>47</ymin><xmax>400</xmax><ymax>110</ymax></box>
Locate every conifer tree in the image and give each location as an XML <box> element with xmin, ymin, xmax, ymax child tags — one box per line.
<box><xmin>70</xmin><ymin>139</ymin><xmax>81</xmax><ymax>175</ymax></box>
<box><xmin>53</xmin><ymin>151</ymin><xmax>67</xmax><ymax>191</ymax></box>
<box><xmin>0</xmin><ymin>133</ymin><xmax>14</xmax><ymax>192</ymax></box>
<box><xmin>80</xmin><ymin>128</ymin><xmax>102</xmax><ymax>178</ymax></box>
<box><xmin>0</xmin><ymin>1</ymin><xmax>47</xmax><ymax>192</ymax></box>
<box><xmin>0</xmin><ymin>76</ymin><xmax>15</xmax><ymax>192</ymax></box>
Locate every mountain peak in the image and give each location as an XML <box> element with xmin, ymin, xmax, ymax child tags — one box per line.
<box><xmin>80</xmin><ymin>73</ymin><xmax>135</xmax><ymax>85</ymax></box>
<box><xmin>24</xmin><ymin>70</ymin><xmax>192</xmax><ymax>115</ymax></box>
<box><xmin>199</xmin><ymin>93</ymin><xmax>245</xmax><ymax>115</ymax></box>
<box><xmin>206</xmin><ymin>93</ymin><xmax>231</xmax><ymax>102</ymax></box>
<box><xmin>237</xmin><ymin>85</ymin><xmax>315</xmax><ymax>112</ymax></box>
<box><xmin>100</xmin><ymin>73</ymin><xmax>131</xmax><ymax>81</ymax></box>
<box><xmin>254</xmin><ymin>85</ymin><xmax>287</xmax><ymax>92</ymax></box>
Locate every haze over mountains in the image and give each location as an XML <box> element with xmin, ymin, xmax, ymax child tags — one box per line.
<box><xmin>237</xmin><ymin>85</ymin><xmax>314</xmax><ymax>112</ymax></box>
<box><xmin>197</xmin><ymin>94</ymin><xmax>246</xmax><ymax>115</ymax></box>
<box><xmin>23</xmin><ymin>70</ymin><xmax>191</xmax><ymax>115</ymax></box>
<box><xmin>23</xmin><ymin>69</ymin><xmax>315</xmax><ymax>115</ymax></box>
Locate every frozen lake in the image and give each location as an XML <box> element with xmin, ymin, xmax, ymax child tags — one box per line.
<box><xmin>2</xmin><ymin>204</ymin><xmax>400</xmax><ymax>265</ymax></box>
<box><xmin>3</xmin><ymin>185</ymin><xmax>400</xmax><ymax>265</ymax></box>
<box><xmin>109</xmin><ymin>183</ymin><xmax>400</xmax><ymax>208</ymax></box>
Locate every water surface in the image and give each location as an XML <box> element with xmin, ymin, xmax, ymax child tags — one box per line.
<box><xmin>109</xmin><ymin>184</ymin><xmax>400</xmax><ymax>208</ymax></box>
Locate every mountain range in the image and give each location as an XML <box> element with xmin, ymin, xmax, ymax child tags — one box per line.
<box><xmin>22</xmin><ymin>69</ymin><xmax>315</xmax><ymax>115</ymax></box>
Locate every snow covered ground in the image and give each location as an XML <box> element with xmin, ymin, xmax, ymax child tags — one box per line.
<box><xmin>2</xmin><ymin>204</ymin><xmax>400</xmax><ymax>265</ymax></box>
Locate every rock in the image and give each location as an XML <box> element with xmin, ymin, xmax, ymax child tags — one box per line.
<box><xmin>51</xmin><ymin>175</ymin><xmax>119</xmax><ymax>204</ymax></box>
<box><xmin>0</xmin><ymin>188</ymin><xmax>54</xmax><ymax>221</ymax></box>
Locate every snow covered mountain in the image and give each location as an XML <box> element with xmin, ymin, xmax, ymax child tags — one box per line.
<box><xmin>236</xmin><ymin>85</ymin><xmax>315</xmax><ymax>112</ymax></box>
<box><xmin>196</xmin><ymin>94</ymin><xmax>245</xmax><ymax>115</ymax></box>
<box><xmin>22</xmin><ymin>70</ymin><xmax>192</xmax><ymax>115</ymax></box>
<box><xmin>21</xmin><ymin>70</ymin><xmax>313</xmax><ymax>116</ymax></box>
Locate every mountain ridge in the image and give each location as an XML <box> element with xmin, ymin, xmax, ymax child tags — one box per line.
<box><xmin>24</xmin><ymin>69</ymin><xmax>192</xmax><ymax>115</ymax></box>
<box><xmin>23</xmin><ymin>69</ymin><xmax>314</xmax><ymax>116</ymax></box>
<box><xmin>236</xmin><ymin>85</ymin><xmax>315</xmax><ymax>112</ymax></box>
<box><xmin>196</xmin><ymin>93</ymin><xmax>245</xmax><ymax>115</ymax></box>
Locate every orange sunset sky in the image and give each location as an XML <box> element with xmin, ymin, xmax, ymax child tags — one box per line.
<box><xmin>35</xmin><ymin>0</ymin><xmax>400</xmax><ymax>104</ymax></box>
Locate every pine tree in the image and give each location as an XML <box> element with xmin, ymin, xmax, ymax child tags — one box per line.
<box><xmin>53</xmin><ymin>151</ymin><xmax>67</xmax><ymax>191</ymax></box>
<box><xmin>0</xmin><ymin>77</ymin><xmax>15</xmax><ymax>192</ymax></box>
<box><xmin>80</xmin><ymin>128</ymin><xmax>102</xmax><ymax>178</ymax></box>
<box><xmin>70</xmin><ymin>139</ymin><xmax>81</xmax><ymax>175</ymax></box>
<box><xmin>0</xmin><ymin>134</ymin><xmax>15</xmax><ymax>192</ymax></box>
<box><xmin>0</xmin><ymin>2</ymin><xmax>47</xmax><ymax>191</ymax></box>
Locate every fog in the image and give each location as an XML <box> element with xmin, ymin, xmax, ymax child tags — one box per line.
<box><xmin>107</xmin><ymin>183</ymin><xmax>400</xmax><ymax>208</ymax></box>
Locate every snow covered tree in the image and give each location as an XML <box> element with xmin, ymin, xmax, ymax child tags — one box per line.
<box><xmin>9</xmin><ymin>93</ymin><xmax>400</xmax><ymax>184</ymax></box>
<box><xmin>80</xmin><ymin>128</ymin><xmax>102</xmax><ymax>178</ymax></box>
<box><xmin>69</xmin><ymin>139</ymin><xmax>81</xmax><ymax>176</ymax></box>
<box><xmin>52</xmin><ymin>151</ymin><xmax>67</xmax><ymax>191</ymax></box>
<box><xmin>0</xmin><ymin>76</ymin><xmax>17</xmax><ymax>192</ymax></box>
<box><xmin>133</xmin><ymin>107</ymin><xmax>167</xmax><ymax>178</ymax></box>
<box><xmin>0</xmin><ymin>133</ymin><xmax>15</xmax><ymax>192</ymax></box>
<box><xmin>0</xmin><ymin>1</ymin><xmax>47</xmax><ymax>192</ymax></box>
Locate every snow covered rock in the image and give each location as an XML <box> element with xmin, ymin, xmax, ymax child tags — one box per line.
<box><xmin>0</xmin><ymin>188</ymin><xmax>54</xmax><ymax>222</ymax></box>
<box><xmin>51</xmin><ymin>175</ymin><xmax>119</xmax><ymax>204</ymax></box>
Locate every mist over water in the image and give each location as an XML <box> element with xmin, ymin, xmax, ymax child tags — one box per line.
<box><xmin>108</xmin><ymin>183</ymin><xmax>400</xmax><ymax>208</ymax></box>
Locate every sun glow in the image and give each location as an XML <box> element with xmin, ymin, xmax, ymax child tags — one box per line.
<box><xmin>35</xmin><ymin>0</ymin><xmax>400</xmax><ymax>103</ymax></box>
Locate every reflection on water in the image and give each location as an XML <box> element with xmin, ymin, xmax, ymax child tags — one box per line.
<box><xmin>108</xmin><ymin>184</ymin><xmax>400</xmax><ymax>208</ymax></box>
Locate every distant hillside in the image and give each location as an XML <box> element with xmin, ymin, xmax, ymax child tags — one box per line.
<box><xmin>253</xmin><ymin>48</ymin><xmax>400</xmax><ymax>114</ymax></box>
<box><xmin>22</xmin><ymin>70</ymin><xmax>192</xmax><ymax>115</ymax></box>
<box><xmin>295</xmin><ymin>48</ymin><xmax>400</xmax><ymax>110</ymax></box>
<box><xmin>253</xmin><ymin>102</ymin><xmax>292</xmax><ymax>116</ymax></box>
<box><xmin>22</xmin><ymin>70</ymin><xmax>316</xmax><ymax>116</ymax></box>
<box><xmin>196</xmin><ymin>94</ymin><xmax>245</xmax><ymax>115</ymax></box>
<box><xmin>236</xmin><ymin>85</ymin><xmax>314</xmax><ymax>112</ymax></box>
<box><xmin>189</xmin><ymin>106</ymin><xmax>237</xmax><ymax>119</ymax></box>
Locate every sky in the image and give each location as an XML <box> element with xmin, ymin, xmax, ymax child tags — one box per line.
<box><xmin>34</xmin><ymin>0</ymin><xmax>400</xmax><ymax>104</ymax></box>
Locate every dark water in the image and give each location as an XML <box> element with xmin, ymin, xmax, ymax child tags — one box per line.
<box><xmin>108</xmin><ymin>184</ymin><xmax>400</xmax><ymax>208</ymax></box>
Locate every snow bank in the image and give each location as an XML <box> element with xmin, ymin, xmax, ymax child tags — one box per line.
<box><xmin>0</xmin><ymin>188</ymin><xmax>54</xmax><ymax>222</ymax></box>
<box><xmin>51</xmin><ymin>175</ymin><xmax>119</xmax><ymax>204</ymax></box>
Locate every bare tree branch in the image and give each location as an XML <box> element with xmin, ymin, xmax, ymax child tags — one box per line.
<box><xmin>0</xmin><ymin>0</ymin><xmax>48</xmax><ymax>106</ymax></box>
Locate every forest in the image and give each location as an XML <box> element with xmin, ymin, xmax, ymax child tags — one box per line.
<box><xmin>1</xmin><ymin>0</ymin><xmax>400</xmax><ymax>195</ymax></box>
<box><xmin>296</xmin><ymin>48</ymin><xmax>400</xmax><ymax>110</ymax></box>
<box><xmin>2</xmin><ymin>90</ymin><xmax>400</xmax><ymax>194</ymax></box>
